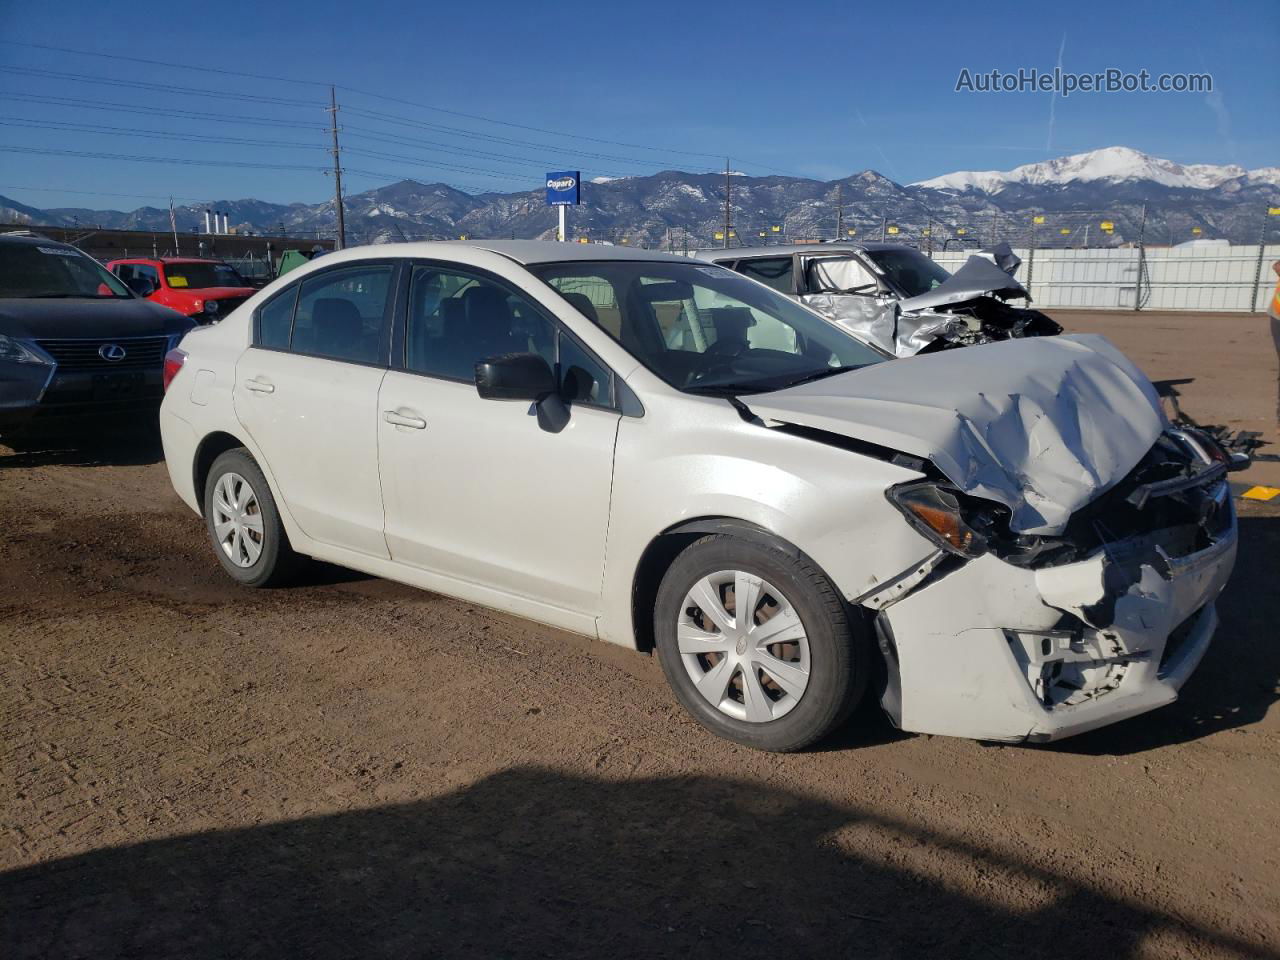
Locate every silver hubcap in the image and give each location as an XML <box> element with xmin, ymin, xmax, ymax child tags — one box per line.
<box><xmin>678</xmin><ymin>570</ymin><xmax>810</xmax><ymax>722</ymax></box>
<box><xmin>212</xmin><ymin>472</ymin><xmax>264</xmax><ymax>568</ymax></box>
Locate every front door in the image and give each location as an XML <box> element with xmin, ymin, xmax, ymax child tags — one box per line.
<box><xmin>377</xmin><ymin>263</ymin><xmax>620</xmax><ymax>615</ymax></box>
<box><xmin>234</xmin><ymin>261</ymin><xmax>397</xmax><ymax>558</ymax></box>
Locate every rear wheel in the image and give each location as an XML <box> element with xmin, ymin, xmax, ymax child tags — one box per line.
<box><xmin>654</xmin><ymin>534</ymin><xmax>867</xmax><ymax>752</ymax></box>
<box><xmin>203</xmin><ymin>448</ymin><xmax>301</xmax><ymax>587</ymax></box>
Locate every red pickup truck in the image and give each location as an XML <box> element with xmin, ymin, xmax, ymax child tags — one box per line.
<box><xmin>107</xmin><ymin>257</ymin><xmax>256</xmax><ymax>324</ymax></box>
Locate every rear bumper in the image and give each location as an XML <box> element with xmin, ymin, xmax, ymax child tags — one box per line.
<box><xmin>877</xmin><ymin>502</ymin><xmax>1237</xmax><ymax>743</ymax></box>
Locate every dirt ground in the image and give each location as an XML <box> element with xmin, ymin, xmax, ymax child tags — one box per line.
<box><xmin>2</xmin><ymin>310</ymin><xmax>1278</xmax><ymax>960</ymax></box>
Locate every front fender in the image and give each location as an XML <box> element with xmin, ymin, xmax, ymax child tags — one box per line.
<box><xmin>597</xmin><ymin>396</ymin><xmax>937</xmax><ymax>648</ymax></box>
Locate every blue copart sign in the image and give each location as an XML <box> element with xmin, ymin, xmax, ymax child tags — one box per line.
<box><xmin>546</xmin><ymin>171</ymin><xmax>581</xmax><ymax>206</ymax></box>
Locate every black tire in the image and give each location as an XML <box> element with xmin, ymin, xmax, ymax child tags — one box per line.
<box><xmin>654</xmin><ymin>534</ymin><xmax>868</xmax><ymax>752</ymax></box>
<box><xmin>202</xmin><ymin>447</ymin><xmax>302</xmax><ymax>587</ymax></box>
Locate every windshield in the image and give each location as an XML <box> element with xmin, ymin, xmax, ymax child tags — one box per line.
<box><xmin>163</xmin><ymin>261</ymin><xmax>247</xmax><ymax>290</ymax></box>
<box><xmin>863</xmin><ymin>248</ymin><xmax>953</xmax><ymax>298</ymax></box>
<box><xmin>0</xmin><ymin>243</ymin><xmax>132</xmax><ymax>299</ymax></box>
<box><xmin>529</xmin><ymin>260</ymin><xmax>885</xmax><ymax>396</ymax></box>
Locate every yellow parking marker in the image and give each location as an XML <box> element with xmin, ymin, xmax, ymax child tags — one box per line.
<box><xmin>1241</xmin><ymin>486</ymin><xmax>1280</xmax><ymax>501</ymax></box>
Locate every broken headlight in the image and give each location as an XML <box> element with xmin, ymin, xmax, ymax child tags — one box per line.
<box><xmin>886</xmin><ymin>481</ymin><xmax>1003</xmax><ymax>559</ymax></box>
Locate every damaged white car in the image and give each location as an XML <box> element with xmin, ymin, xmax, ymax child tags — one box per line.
<box><xmin>159</xmin><ymin>242</ymin><xmax>1240</xmax><ymax>752</ymax></box>
<box><xmin>696</xmin><ymin>242</ymin><xmax>1062</xmax><ymax>357</ymax></box>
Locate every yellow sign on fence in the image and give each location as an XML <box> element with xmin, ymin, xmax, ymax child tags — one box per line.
<box><xmin>1033</xmin><ymin>215</ymin><xmax>1046</xmax><ymax>224</ymax></box>
<box><xmin>887</xmin><ymin>225</ymin><xmax>899</xmax><ymax>235</ymax></box>
<box><xmin>1100</xmin><ymin>221</ymin><xmax>1114</xmax><ymax>230</ymax></box>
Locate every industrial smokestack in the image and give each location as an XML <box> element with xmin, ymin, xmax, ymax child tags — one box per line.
<box><xmin>203</xmin><ymin>209</ymin><xmax>211</xmax><ymax>234</ymax></box>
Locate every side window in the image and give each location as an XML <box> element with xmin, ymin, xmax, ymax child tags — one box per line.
<box><xmin>406</xmin><ymin>265</ymin><xmax>614</xmax><ymax>407</ymax></box>
<box><xmin>112</xmin><ymin>264</ymin><xmax>134</xmax><ymax>283</ymax></box>
<box><xmin>290</xmin><ymin>265</ymin><xmax>392</xmax><ymax>364</ymax></box>
<box><xmin>256</xmin><ymin>286</ymin><xmax>297</xmax><ymax>349</ymax></box>
<box><xmin>545</xmin><ymin>274</ymin><xmax>623</xmax><ymax>339</ymax></box>
<box><xmin>135</xmin><ymin>264</ymin><xmax>160</xmax><ymax>287</ymax></box>
<box><xmin>406</xmin><ymin>266</ymin><xmax>555</xmax><ymax>381</ymax></box>
<box><xmin>805</xmin><ymin>256</ymin><xmax>878</xmax><ymax>296</ymax></box>
<box><xmin>735</xmin><ymin>257</ymin><xmax>794</xmax><ymax>294</ymax></box>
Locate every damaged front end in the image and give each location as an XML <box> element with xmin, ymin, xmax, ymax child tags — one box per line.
<box><xmin>802</xmin><ymin>244</ymin><xmax>1062</xmax><ymax>358</ymax></box>
<box><xmin>872</xmin><ymin>428</ymin><xmax>1240</xmax><ymax>742</ymax></box>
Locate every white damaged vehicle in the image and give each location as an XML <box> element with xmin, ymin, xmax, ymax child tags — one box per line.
<box><xmin>158</xmin><ymin>242</ymin><xmax>1241</xmax><ymax>751</ymax></box>
<box><xmin>696</xmin><ymin>242</ymin><xmax>1062</xmax><ymax>357</ymax></box>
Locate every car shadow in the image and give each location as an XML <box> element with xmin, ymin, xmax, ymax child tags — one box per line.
<box><xmin>1046</xmin><ymin>513</ymin><xmax>1280</xmax><ymax>756</ymax></box>
<box><xmin>0</xmin><ymin>427</ymin><xmax>164</xmax><ymax>469</ymax></box>
<box><xmin>2</xmin><ymin>768</ymin><xmax>1272</xmax><ymax>959</ymax></box>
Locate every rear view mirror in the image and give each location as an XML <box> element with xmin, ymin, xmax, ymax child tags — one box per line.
<box><xmin>637</xmin><ymin>280</ymin><xmax>694</xmax><ymax>302</ymax></box>
<box><xmin>474</xmin><ymin>352</ymin><xmax>556</xmax><ymax>402</ymax></box>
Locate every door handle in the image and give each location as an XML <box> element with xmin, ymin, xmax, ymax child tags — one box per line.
<box><xmin>244</xmin><ymin>378</ymin><xmax>275</xmax><ymax>394</ymax></box>
<box><xmin>383</xmin><ymin>410</ymin><xmax>426</xmax><ymax>430</ymax></box>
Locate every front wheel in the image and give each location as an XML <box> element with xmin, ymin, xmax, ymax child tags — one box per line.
<box><xmin>203</xmin><ymin>448</ymin><xmax>301</xmax><ymax>587</ymax></box>
<box><xmin>654</xmin><ymin>534</ymin><xmax>868</xmax><ymax>752</ymax></box>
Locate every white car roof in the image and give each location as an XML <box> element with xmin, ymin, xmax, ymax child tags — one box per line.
<box><xmin>331</xmin><ymin>239</ymin><xmax>695</xmax><ymax>266</ymax></box>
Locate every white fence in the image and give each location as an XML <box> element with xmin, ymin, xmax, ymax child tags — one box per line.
<box><xmin>929</xmin><ymin>244</ymin><xmax>1280</xmax><ymax>313</ymax></box>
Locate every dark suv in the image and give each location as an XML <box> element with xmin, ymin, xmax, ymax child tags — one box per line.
<box><xmin>0</xmin><ymin>233</ymin><xmax>195</xmax><ymax>439</ymax></box>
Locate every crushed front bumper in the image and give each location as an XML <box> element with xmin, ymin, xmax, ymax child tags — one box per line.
<box><xmin>875</xmin><ymin>502</ymin><xmax>1238</xmax><ymax>743</ymax></box>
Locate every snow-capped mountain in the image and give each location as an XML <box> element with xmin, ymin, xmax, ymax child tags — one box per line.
<box><xmin>2</xmin><ymin>147</ymin><xmax>1275</xmax><ymax>248</ymax></box>
<box><xmin>912</xmin><ymin>146</ymin><xmax>1277</xmax><ymax>194</ymax></box>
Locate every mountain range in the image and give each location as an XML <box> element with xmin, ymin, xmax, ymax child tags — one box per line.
<box><xmin>2</xmin><ymin>147</ymin><xmax>1276</xmax><ymax>249</ymax></box>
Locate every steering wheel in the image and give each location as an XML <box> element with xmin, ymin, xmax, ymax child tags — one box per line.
<box><xmin>689</xmin><ymin>341</ymin><xmax>749</xmax><ymax>384</ymax></box>
<box><xmin>705</xmin><ymin>338</ymin><xmax>748</xmax><ymax>358</ymax></box>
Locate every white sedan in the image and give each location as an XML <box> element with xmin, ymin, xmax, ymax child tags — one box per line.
<box><xmin>159</xmin><ymin>241</ymin><xmax>1239</xmax><ymax>751</ymax></box>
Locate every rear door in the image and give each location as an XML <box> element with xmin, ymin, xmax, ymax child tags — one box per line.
<box><xmin>234</xmin><ymin>260</ymin><xmax>399</xmax><ymax>558</ymax></box>
<box><xmin>376</xmin><ymin>261</ymin><xmax>620</xmax><ymax>615</ymax></box>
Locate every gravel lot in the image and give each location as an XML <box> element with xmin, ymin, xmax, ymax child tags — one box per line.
<box><xmin>3</xmin><ymin>311</ymin><xmax>1278</xmax><ymax>959</ymax></box>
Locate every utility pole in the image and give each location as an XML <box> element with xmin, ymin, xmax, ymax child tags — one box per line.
<box><xmin>880</xmin><ymin>213</ymin><xmax>887</xmax><ymax>242</ymax></box>
<box><xmin>836</xmin><ymin>183</ymin><xmax>844</xmax><ymax>241</ymax></box>
<box><xmin>1133</xmin><ymin>203</ymin><xmax>1147</xmax><ymax>311</ymax></box>
<box><xmin>168</xmin><ymin>197</ymin><xmax>179</xmax><ymax>256</ymax></box>
<box><xmin>1251</xmin><ymin>206</ymin><xmax>1270</xmax><ymax>313</ymax></box>
<box><xmin>723</xmin><ymin>158</ymin><xmax>733</xmax><ymax>249</ymax></box>
<box><xmin>328</xmin><ymin>86</ymin><xmax>347</xmax><ymax>250</ymax></box>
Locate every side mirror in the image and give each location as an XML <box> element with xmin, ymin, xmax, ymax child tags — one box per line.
<box><xmin>474</xmin><ymin>352</ymin><xmax>556</xmax><ymax>402</ymax></box>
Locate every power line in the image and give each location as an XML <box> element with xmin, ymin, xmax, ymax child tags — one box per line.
<box><xmin>0</xmin><ymin>65</ymin><xmax>324</xmax><ymax>107</ymax></box>
<box><xmin>0</xmin><ymin>185</ymin><xmax>211</xmax><ymax>204</ymax></box>
<box><xmin>0</xmin><ymin>144</ymin><xmax>324</xmax><ymax>172</ymax></box>
<box><xmin>0</xmin><ymin>92</ymin><xmax>326</xmax><ymax>129</ymax></box>
<box><xmin>337</xmin><ymin>86</ymin><xmax>726</xmax><ymax>161</ymax></box>
<box><xmin>343</xmin><ymin>109</ymin><xmax>717</xmax><ymax>171</ymax></box>
<box><xmin>0</xmin><ymin>117</ymin><xmax>326</xmax><ymax>151</ymax></box>
<box><xmin>0</xmin><ymin>39</ymin><xmax>781</xmax><ymax>174</ymax></box>
<box><xmin>0</xmin><ymin>39</ymin><xmax>331</xmax><ymax>88</ymax></box>
<box><xmin>343</xmin><ymin>146</ymin><xmax>543</xmax><ymax>182</ymax></box>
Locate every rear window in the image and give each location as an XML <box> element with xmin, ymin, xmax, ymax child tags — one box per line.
<box><xmin>164</xmin><ymin>262</ymin><xmax>247</xmax><ymax>290</ymax></box>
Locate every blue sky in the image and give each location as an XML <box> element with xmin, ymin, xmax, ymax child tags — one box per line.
<box><xmin>0</xmin><ymin>0</ymin><xmax>1276</xmax><ymax>210</ymax></box>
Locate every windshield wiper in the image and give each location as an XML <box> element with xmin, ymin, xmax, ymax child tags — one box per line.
<box><xmin>775</xmin><ymin>365</ymin><xmax>864</xmax><ymax>390</ymax></box>
<box><xmin>682</xmin><ymin>382</ymin><xmax>765</xmax><ymax>396</ymax></box>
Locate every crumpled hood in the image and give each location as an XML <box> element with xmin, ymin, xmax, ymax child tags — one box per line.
<box><xmin>897</xmin><ymin>252</ymin><xmax>1029</xmax><ymax>313</ymax></box>
<box><xmin>747</xmin><ymin>334</ymin><xmax>1166</xmax><ymax>535</ymax></box>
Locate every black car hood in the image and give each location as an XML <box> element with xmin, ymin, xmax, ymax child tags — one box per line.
<box><xmin>0</xmin><ymin>297</ymin><xmax>193</xmax><ymax>340</ymax></box>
